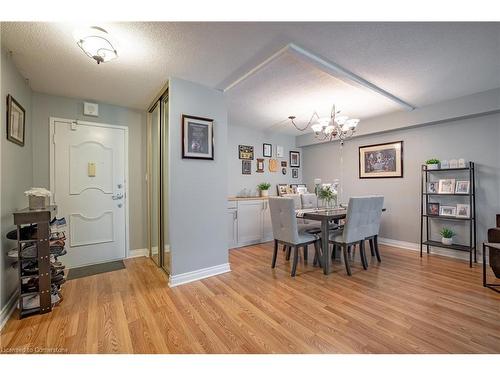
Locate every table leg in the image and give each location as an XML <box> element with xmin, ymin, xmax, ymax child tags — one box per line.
<box><xmin>483</xmin><ymin>243</ymin><xmax>486</xmax><ymax>287</ymax></box>
<box><xmin>322</xmin><ymin>219</ymin><xmax>330</xmax><ymax>275</ymax></box>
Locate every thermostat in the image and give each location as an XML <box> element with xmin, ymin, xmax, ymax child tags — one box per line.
<box><xmin>84</xmin><ymin>102</ymin><xmax>99</xmax><ymax>117</ymax></box>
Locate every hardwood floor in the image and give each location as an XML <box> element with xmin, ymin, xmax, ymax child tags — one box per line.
<box><xmin>1</xmin><ymin>243</ymin><xmax>499</xmax><ymax>353</ymax></box>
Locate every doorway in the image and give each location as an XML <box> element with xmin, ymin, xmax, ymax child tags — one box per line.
<box><xmin>50</xmin><ymin>118</ymin><xmax>129</xmax><ymax>268</ymax></box>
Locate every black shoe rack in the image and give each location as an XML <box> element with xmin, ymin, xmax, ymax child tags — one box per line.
<box><xmin>13</xmin><ymin>205</ymin><xmax>57</xmax><ymax>318</ymax></box>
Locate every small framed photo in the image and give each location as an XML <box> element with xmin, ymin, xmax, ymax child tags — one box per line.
<box><xmin>290</xmin><ymin>151</ymin><xmax>300</xmax><ymax>167</ymax></box>
<box><xmin>6</xmin><ymin>95</ymin><xmax>26</xmax><ymax>146</ymax></box>
<box><xmin>449</xmin><ymin>159</ymin><xmax>458</xmax><ymax>168</ymax></box>
<box><xmin>263</xmin><ymin>143</ymin><xmax>272</xmax><ymax>157</ymax></box>
<box><xmin>277</xmin><ymin>184</ymin><xmax>288</xmax><ymax>196</ymax></box>
<box><xmin>242</xmin><ymin>160</ymin><xmax>252</xmax><ymax>175</ymax></box>
<box><xmin>281</xmin><ymin>167</ymin><xmax>287</xmax><ymax>175</ymax></box>
<box><xmin>438</xmin><ymin>179</ymin><xmax>456</xmax><ymax>194</ymax></box>
<box><xmin>239</xmin><ymin>145</ymin><xmax>254</xmax><ymax>160</ymax></box>
<box><xmin>456</xmin><ymin>204</ymin><xmax>470</xmax><ymax>218</ymax></box>
<box><xmin>276</xmin><ymin>145</ymin><xmax>284</xmax><ymax>158</ymax></box>
<box><xmin>439</xmin><ymin>205</ymin><xmax>457</xmax><ymax>217</ymax></box>
<box><xmin>256</xmin><ymin>158</ymin><xmax>264</xmax><ymax>173</ymax></box>
<box><xmin>427</xmin><ymin>181</ymin><xmax>439</xmax><ymax>194</ymax></box>
<box><xmin>455</xmin><ymin>180</ymin><xmax>470</xmax><ymax>194</ymax></box>
<box><xmin>281</xmin><ymin>161</ymin><xmax>287</xmax><ymax>167</ymax></box>
<box><xmin>292</xmin><ymin>168</ymin><xmax>299</xmax><ymax>179</ymax></box>
<box><xmin>440</xmin><ymin>160</ymin><xmax>449</xmax><ymax>169</ymax></box>
<box><xmin>182</xmin><ymin>115</ymin><xmax>214</xmax><ymax>160</ymax></box>
<box><xmin>427</xmin><ymin>202</ymin><xmax>440</xmax><ymax>216</ymax></box>
<box><xmin>296</xmin><ymin>186</ymin><xmax>307</xmax><ymax>194</ymax></box>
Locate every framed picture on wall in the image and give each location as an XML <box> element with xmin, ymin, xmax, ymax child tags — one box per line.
<box><xmin>239</xmin><ymin>145</ymin><xmax>254</xmax><ymax>160</ymax></box>
<box><xmin>292</xmin><ymin>168</ymin><xmax>298</xmax><ymax>179</ymax></box>
<box><xmin>6</xmin><ymin>94</ymin><xmax>26</xmax><ymax>147</ymax></box>
<box><xmin>182</xmin><ymin>114</ymin><xmax>214</xmax><ymax>160</ymax></box>
<box><xmin>276</xmin><ymin>145</ymin><xmax>284</xmax><ymax>158</ymax></box>
<box><xmin>359</xmin><ymin>141</ymin><xmax>403</xmax><ymax>178</ymax></box>
<box><xmin>263</xmin><ymin>143</ymin><xmax>272</xmax><ymax>157</ymax></box>
<box><xmin>290</xmin><ymin>151</ymin><xmax>300</xmax><ymax>167</ymax></box>
<box><xmin>256</xmin><ymin>158</ymin><xmax>264</xmax><ymax>173</ymax></box>
<box><xmin>242</xmin><ymin>160</ymin><xmax>252</xmax><ymax>175</ymax></box>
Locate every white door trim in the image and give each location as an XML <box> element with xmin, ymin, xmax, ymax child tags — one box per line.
<box><xmin>49</xmin><ymin>117</ymin><xmax>130</xmax><ymax>259</ymax></box>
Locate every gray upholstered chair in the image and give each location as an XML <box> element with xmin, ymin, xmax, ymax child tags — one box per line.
<box><xmin>268</xmin><ymin>197</ymin><xmax>322</xmax><ymax>276</ymax></box>
<box><xmin>329</xmin><ymin>196</ymin><xmax>384</xmax><ymax>276</ymax></box>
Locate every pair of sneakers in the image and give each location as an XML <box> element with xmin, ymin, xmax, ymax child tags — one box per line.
<box><xmin>50</xmin><ymin>217</ymin><xmax>67</xmax><ymax>231</ymax></box>
<box><xmin>19</xmin><ymin>289</ymin><xmax>62</xmax><ymax>310</ymax></box>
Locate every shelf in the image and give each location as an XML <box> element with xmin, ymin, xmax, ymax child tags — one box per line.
<box><xmin>20</xmin><ymin>291</ymin><xmax>39</xmax><ymax>298</ymax></box>
<box><xmin>19</xmin><ymin>307</ymin><xmax>41</xmax><ymax>318</ymax></box>
<box><xmin>423</xmin><ymin>214</ymin><xmax>474</xmax><ymax>221</ymax></box>
<box><xmin>422</xmin><ymin>240</ymin><xmax>474</xmax><ymax>252</ymax></box>
<box><xmin>424</xmin><ymin>167</ymin><xmax>472</xmax><ymax>172</ymax></box>
<box><xmin>423</xmin><ymin>193</ymin><xmax>473</xmax><ymax>196</ymax></box>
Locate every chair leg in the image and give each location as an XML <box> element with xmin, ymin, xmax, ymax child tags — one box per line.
<box><xmin>360</xmin><ymin>240</ymin><xmax>368</xmax><ymax>270</ymax></box>
<box><xmin>342</xmin><ymin>244</ymin><xmax>352</xmax><ymax>276</ymax></box>
<box><xmin>282</xmin><ymin>244</ymin><xmax>287</xmax><ymax>252</ymax></box>
<box><xmin>374</xmin><ymin>235</ymin><xmax>381</xmax><ymax>262</ymax></box>
<box><xmin>369</xmin><ymin>238</ymin><xmax>375</xmax><ymax>256</ymax></box>
<box><xmin>285</xmin><ymin>246</ymin><xmax>291</xmax><ymax>261</ymax></box>
<box><xmin>291</xmin><ymin>246</ymin><xmax>299</xmax><ymax>277</ymax></box>
<box><xmin>331</xmin><ymin>244</ymin><xmax>337</xmax><ymax>260</ymax></box>
<box><xmin>303</xmin><ymin>245</ymin><xmax>308</xmax><ymax>263</ymax></box>
<box><xmin>313</xmin><ymin>240</ymin><xmax>322</xmax><ymax>268</ymax></box>
<box><xmin>272</xmin><ymin>239</ymin><xmax>278</xmax><ymax>268</ymax></box>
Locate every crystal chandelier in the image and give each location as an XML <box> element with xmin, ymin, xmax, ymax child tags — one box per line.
<box><xmin>288</xmin><ymin>105</ymin><xmax>359</xmax><ymax>144</ymax></box>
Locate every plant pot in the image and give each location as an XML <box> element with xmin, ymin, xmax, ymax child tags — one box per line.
<box><xmin>260</xmin><ymin>190</ymin><xmax>269</xmax><ymax>197</ymax></box>
<box><xmin>489</xmin><ymin>247</ymin><xmax>500</xmax><ymax>279</ymax></box>
<box><xmin>426</xmin><ymin>163</ymin><xmax>440</xmax><ymax>170</ymax></box>
<box><xmin>441</xmin><ymin>237</ymin><xmax>453</xmax><ymax>246</ymax></box>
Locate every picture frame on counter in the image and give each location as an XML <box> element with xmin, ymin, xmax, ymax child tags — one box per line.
<box><xmin>292</xmin><ymin>168</ymin><xmax>299</xmax><ymax>179</ymax></box>
<box><xmin>263</xmin><ymin>143</ymin><xmax>272</xmax><ymax>157</ymax></box>
<box><xmin>455</xmin><ymin>180</ymin><xmax>470</xmax><ymax>194</ymax></box>
<box><xmin>456</xmin><ymin>204</ymin><xmax>470</xmax><ymax>218</ymax></box>
<box><xmin>427</xmin><ymin>202</ymin><xmax>440</xmax><ymax>216</ymax></box>
<box><xmin>438</xmin><ymin>179</ymin><xmax>456</xmax><ymax>194</ymax></box>
<box><xmin>239</xmin><ymin>145</ymin><xmax>254</xmax><ymax>160</ymax></box>
<box><xmin>242</xmin><ymin>160</ymin><xmax>252</xmax><ymax>175</ymax></box>
<box><xmin>290</xmin><ymin>151</ymin><xmax>300</xmax><ymax>167</ymax></box>
<box><xmin>439</xmin><ymin>205</ymin><xmax>457</xmax><ymax>217</ymax></box>
<box><xmin>290</xmin><ymin>184</ymin><xmax>307</xmax><ymax>193</ymax></box>
<box><xmin>277</xmin><ymin>184</ymin><xmax>289</xmax><ymax>196</ymax></box>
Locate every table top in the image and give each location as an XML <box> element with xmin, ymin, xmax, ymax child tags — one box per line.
<box><xmin>297</xmin><ymin>207</ymin><xmax>386</xmax><ymax>221</ymax></box>
<box><xmin>484</xmin><ymin>242</ymin><xmax>500</xmax><ymax>250</ymax></box>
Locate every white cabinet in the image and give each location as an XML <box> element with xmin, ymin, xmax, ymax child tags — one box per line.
<box><xmin>227</xmin><ymin>208</ymin><xmax>238</xmax><ymax>248</ymax></box>
<box><xmin>228</xmin><ymin>198</ymin><xmax>273</xmax><ymax>248</ymax></box>
<box><xmin>261</xmin><ymin>200</ymin><xmax>273</xmax><ymax>242</ymax></box>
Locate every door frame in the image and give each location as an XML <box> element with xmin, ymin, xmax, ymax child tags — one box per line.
<box><xmin>49</xmin><ymin>117</ymin><xmax>130</xmax><ymax>260</ymax></box>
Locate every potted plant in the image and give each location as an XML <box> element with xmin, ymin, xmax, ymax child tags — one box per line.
<box><xmin>440</xmin><ymin>227</ymin><xmax>455</xmax><ymax>245</ymax></box>
<box><xmin>318</xmin><ymin>185</ymin><xmax>337</xmax><ymax>208</ymax></box>
<box><xmin>425</xmin><ymin>158</ymin><xmax>440</xmax><ymax>170</ymax></box>
<box><xmin>257</xmin><ymin>182</ymin><xmax>271</xmax><ymax>197</ymax></box>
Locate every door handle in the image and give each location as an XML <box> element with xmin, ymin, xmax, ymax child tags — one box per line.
<box><xmin>112</xmin><ymin>193</ymin><xmax>124</xmax><ymax>200</ymax></box>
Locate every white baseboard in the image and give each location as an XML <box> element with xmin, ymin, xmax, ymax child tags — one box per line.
<box><xmin>128</xmin><ymin>248</ymin><xmax>148</xmax><ymax>258</ymax></box>
<box><xmin>0</xmin><ymin>291</ymin><xmax>19</xmax><ymax>332</ymax></box>
<box><xmin>169</xmin><ymin>263</ymin><xmax>231</xmax><ymax>287</ymax></box>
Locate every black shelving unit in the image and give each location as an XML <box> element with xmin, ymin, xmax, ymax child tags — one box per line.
<box><xmin>420</xmin><ymin>162</ymin><xmax>477</xmax><ymax>267</ymax></box>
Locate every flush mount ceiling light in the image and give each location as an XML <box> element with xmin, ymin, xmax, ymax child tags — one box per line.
<box><xmin>74</xmin><ymin>26</ymin><xmax>118</xmax><ymax>64</ymax></box>
<box><xmin>288</xmin><ymin>104</ymin><xmax>359</xmax><ymax>144</ymax></box>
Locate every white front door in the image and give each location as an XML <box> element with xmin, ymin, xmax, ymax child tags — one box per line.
<box><xmin>51</xmin><ymin>119</ymin><xmax>127</xmax><ymax>268</ymax></box>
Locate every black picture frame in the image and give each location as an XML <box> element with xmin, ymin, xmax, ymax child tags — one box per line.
<box><xmin>263</xmin><ymin>143</ymin><xmax>272</xmax><ymax>158</ymax></box>
<box><xmin>242</xmin><ymin>160</ymin><xmax>252</xmax><ymax>175</ymax></box>
<box><xmin>182</xmin><ymin>114</ymin><xmax>214</xmax><ymax>160</ymax></box>
<box><xmin>289</xmin><ymin>151</ymin><xmax>300</xmax><ymax>168</ymax></box>
<box><xmin>358</xmin><ymin>141</ymin><xmax>403</xmax><ymax>179</ymax></box>
<box><xmin>239</xmin><ymin>145</ymin><xmax>254</xmax><ymax>160</ymax></box>
<box><xmin>427</xmin><ymin>202</ymin><xmax>440</xmax><ymax>216</ymax></box>
<box><xmin>6</xmin><ymin>94</ymin><xmax>26</xmax><ymax>147</ymax></box>
<box><xmin>292</xmin><ymin>168</ymin><xmax>299</xmax><ymax>179</ymax></box>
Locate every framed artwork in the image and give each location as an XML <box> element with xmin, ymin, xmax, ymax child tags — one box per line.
<box><xmin>359</xmin><ymin>141</ymin><xmax>403</xmax><ymax>178</ymax></box>
<box><xmin>268</xmin><ymin>159</ymin><xmax>278</xmax><ymax>172</ymax></box>
<box><xmin>296</xmin><ymin>186</ymin><xmax>307</xmax><ymax>194</ymax></box>
<box><xmin>263</xmin><ymin>143</ymin><xmax>272</xmax><ymax>157</ymax></box>
<box><xmin>455</xmin><ymin>180</ymin><xmax>470</xmax><ymax>194</ymax></box>
<box><xmin>427</xmin><ymin>202</ymin><xmax>440</xmax><ymax>216</ymax></box>
<box><xmin>6</xmin><ymin>95</ymin><xmax>26</xmax><ymax>146</ymax></box>
<box><xmin>449</xmin><ymin>159</ymin><xmax>458</xmax><ymax>168</ymax></box>
<box><xmin>242</xmin><ymin>160</ymin><xmax>252</xmax><ymax>175</ymax></box>
<box><xmin>438</xmin><ymin>179</ymin><xmax>456</xmax><ymax>194</ymax></box>
<box><xmin>456</xmin><ymin>204</ymin><xmax>470</xmax><ymax>218</ymax></box>
<box><xmin>281</xmin><ymin>168</ymin><xmax>287</xmax><ymax>175</ymax></box>
<box><xmin>290</xmin><ymin>184</ymin><xmax>306</xmax><ymax>193</ymax></box>
<box><xmin>182</xmin><ymin>115</ymin><xmax>214</xmax><ymax>160</ymax></box>
<box><xmin>427</xmin><ymin>182</ymin><xmax>439</xmax><ymax>194</ymax></box>
<box><xmin>277</xmin><ymin>184</ymin><xmax>288</xmax><ymax>196</ymax></box>
<box><xmin>256</xmin><ymin>158</ymin><xmax>264</xmax><ymax>173</ymax></box>
<box><xmin>292</xmin><ymin>168</ymin><xmax>299</xmax><ymax>179</ymax></box>
<box><xmin>440</xmin><ymin>160</ymin><xmax>450</xmax><ymax>169</ymax></box>
<box><xmin>276</xmin><ymin>145</ymin><xmax>284</xmax><ymax>158</ymax></box>
<box><xmin>289</xmin><ymin>151</ymin><xmax>300</xmax><ymax>167</ymax></box>
<box><xmin>439</xmin><ymin>205</ymin><xmax>457</xmax><ymax>217</ymax></box>
<box><xmin>239</xmin><ymin>145</ymin><xmax>254</xmax><ymax>160</ymax></box>
<box><xmin>281</xmin><ymin>161</ymin><xmax>287</xmax><ymax>167</ymax></box>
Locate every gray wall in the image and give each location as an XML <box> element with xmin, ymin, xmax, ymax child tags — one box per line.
<box><xmin>31</xmin><ymin>92</ymin><xmax>147</xmax><ymax>250</ymax></box>
<box><xmin>227</xmin><ymin>125</ymin><xmax>302</xmax><ymax>197</ymax></box>
<box><xmin>302</xmin><ymin>113</ymin><xmax>500</xmax><ymax>257</ymax></box>
<box><xmin>168</xmin><ymin>77</ymin><xmax>228</xmax><ymax>276</ymax></box>
<box><xmin>1</xmin><ymin>48</ymin><xmax>33</xmax><ymax>311</ymax></box>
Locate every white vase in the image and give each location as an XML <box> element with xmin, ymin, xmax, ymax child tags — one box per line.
<box><xmin>260</xmin><ymin>190</ymin><xmax>269</xmax><ymax>197</ymax></box>
<box><xmin>442</xmin><ymin>237</ymin><xmax>453</xmax><ymax>246</ymax></box>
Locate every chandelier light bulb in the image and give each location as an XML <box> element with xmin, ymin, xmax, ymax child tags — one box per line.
<box><xmin>334</xmin><ymin>115</ymin><xmax>349</xmax><ymax>126</ymax></box>
<box><xmin>311</xmin><ymin>123</ymin><xmax>323</xmax><ymax>133</ymax></box>
<box><xmin>345</xmin><ymin>118</ymin><xmax>360</xmax><ymax>129</ymax></box>
<box><xmin>318</xmin><ymin>117</ymin><xmax>331</xmax><ymax>127</ymax></box>
<box><xmin>74</xmin><ymin>26</ymin><xmax>118</xmax><ymax>64</ymax></box>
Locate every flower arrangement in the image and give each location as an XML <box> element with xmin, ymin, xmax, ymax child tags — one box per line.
<box><xmin>318</xmin><ymin>185</ymin><xmax>337</xmax><ymax>208</ymax></box>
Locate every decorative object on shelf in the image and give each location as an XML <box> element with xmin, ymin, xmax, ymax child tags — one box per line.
<box><xmin>281</xmin><ymin>167</ymin><xmax>287</xmax><ymax>175</ymax></box>
<box><xmin>238</xmin><ymin>145</ymin><xmax>254</xmax><ymax>160</ymax></box>
<box><xmin>425</xmin><ymin>158</ymin><xmax>440</xmax><ymax>170</ymax></box>
<box><xmin>440</xmin><ymin>160</ymin><xmax>449</xmax><ymax>169</ymax></box>
<box><xmin>449</xmin><ymin>159</ymin><xmax>458</xmax><ymax>168</ymax></box>
<box><xmin>439</xmin><ymin>205</ymin><xmax>457</xmax><ymax>217</ymax></box>
<box><xmin>458</xmin><ymin>158</ymin><xmax>466</xmax><ymax>168</ymax></box>
<box><xmin>281</xmin><ymin>161</ymin><xmax>287</xmax><ymax>167</ymax></box>
<box><xmin>438</xmin><ymin>179</ymin><xmax>456</xmax><ymax>194</ymax></box>
<box><xmin>287</xmin><ymin>104</ymin><xmax>359</xmax><ymax>144</ymax></box>
<box><xmin>268</xmin><ymin>159</ymin><xmax>278</xmax><ymax>172</ymax></box>
<box><xmin>74</xmin><ymin>26</ymin><xmax>118</xmax><ymax>64</ymax></box>
<box><xmin>427</xmin><ymin>202</ymin><xmax>440</xmax><ymax>216</ymax></box>
<box><xmin>289</xmin><ymin>151</ymin><xmax>300</xmax><ymax>168</ymax></box>
<box><xmin>318</xmin><ymin>185</ymin><xmax>337</xmax><ymax>208</ymax></box>
<box><xmin>296</xmin><ymin>186</ymin><xmax>307</xmax><ymax>194</ymax></box>
<box><xmin>257</xmin><ymin>182</ymin><xmax>271</xmax><ymax>197</ymax></box>
<box><xmin>256</xmin><ymin>158</ymin><xmax>264</xmax><ymax>173</ymax></box>
<box><xmin>440</xmin><ymin>227</ymin><xmax>455</xmax><ymax>246</ymax></box>
<box><xmin>263</xmin><ymin>143</ymin><xmax>272</xmax><ymax>157</ymax></box>
<box><xmin>182</xmin><ymin>115</ymin><xmax>214</xmax><ymax>160</ymax></box>
<box><xmin>292</xmin><ymin>168</ymin><xmax>299</xmax><ymax>179</ymax></box>
<box><xmin>242</xmin><ymin>160</ymin><xmax>251</xmax><ymax>175</ymax></box>
<box><xmin>6</xmin><ymin>95</ymin><xmax>26</xmax><ymax>146</ymax></box>
<box><xmin>359</xmin><ymin>141</ymin><xmax>403</xmax><ymax>178</ymax></box>
<box><xmin>290</xmin><ymin>184</ymin><xmax>307</xmax><ymax>193</ymax></box>
<box><xmin>24</xmin><ymin>188</ymin><xmax>52</xmax><ymax>210</ymax></box>
<box><xmin>455</xmin><ymin>180</ymin><xmax>470</xmax><ymax>194</ymax></box>
<box><xmin>427</xmin><ymin>182</ymin><xmax>439</xmax><ymax>194</ymax></box>
<box><xmin>277</xmin><ymin>184</ymin><xmax>288</xmax><ymax>196</ymax></box>
<box><xmin>276</xmin><ymin>145</ymin><xmax>284</xmax><ymax>158</ymax></box>
<box><xmin>456</xmin><ymin>204</ymin><xmax>471</xmax><ymax>218</ymax></box>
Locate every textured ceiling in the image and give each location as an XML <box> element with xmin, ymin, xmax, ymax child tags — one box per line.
<box><xmin>1</xmin><ymin>22</ymin><xmax>499</xmax><ymax>132</ymax></box>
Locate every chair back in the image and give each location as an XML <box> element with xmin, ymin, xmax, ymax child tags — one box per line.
<box><xmin>301</xmin><ymin>193</ymin><xmax>317</xmax><ymax>209</ymax></box>
<box><xmin>282</xmin><ymin>194</ymin><xmax>302</xmax><ymax>210</ymax></box>
<box><xmin>268</xmin><ymin>197</ymin><xmax>300</xmax><ymax>244</ymax></box>
<box><xmin>343</xmin><ymin>196</ymin><xmax>384</xmax><ymax>243</ymax></box>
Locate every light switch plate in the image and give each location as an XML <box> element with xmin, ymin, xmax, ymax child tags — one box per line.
<box><xmin>84</xmin><ymin>102</ymin><xmax>99</xmax><ymax>117</ymax></box>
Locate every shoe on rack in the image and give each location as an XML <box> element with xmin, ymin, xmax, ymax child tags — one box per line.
<box><xmin>51</xmin><ymin>273</ymin><xmax>65</xmax><ymax>284</ymax></box>
<box><xmin>49</xmin><ymin>232</ymin><xmax>66</xmax><ymax>241</ymax></box>
<box><xmin>21</xmin><ymin>260</ymin><xmax>38</xmax><ymax>275</ymax></box>
<box><xmin>6</xmin><ymin>225</ymin><xmax>37</xmax><ymax>241</ymax></box>
<box><xmin>51</xmin><ymin>262</ymin><xmax>65</xmax><ymax>271</ymax></box>
<box><xmin>50</xmin><ymin>217</ymin><xmax>67</xmax><ymax>231</ymax></box>
<box><xmin>51</xmin><ymin>249</ymin><xmax>67</xmax><ymax>258</ymax></box>
<box><xmin>20</xmin><ymin>244</ymin><xmax>37</xmax><ymax>258</ymax></box>
<box><xmin>7</xmin><ymin>248</ymin><xmax>18</xmax><ymax>259</ymax></box>
<box><xmin>50</xmin><ymin>239</ymin><xmax>65</xmax><ymax>247</ymax></box>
